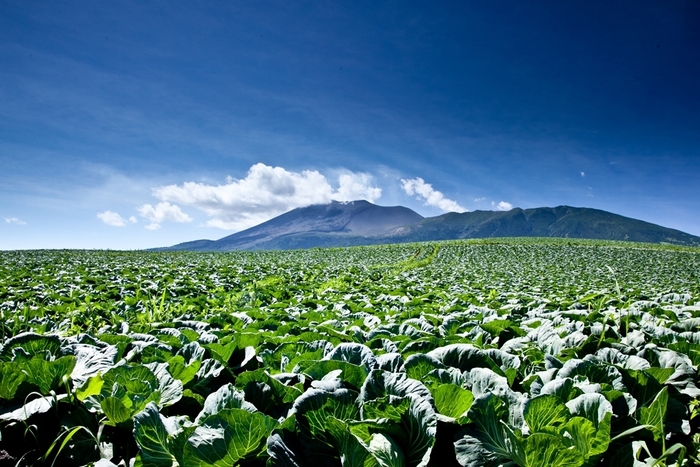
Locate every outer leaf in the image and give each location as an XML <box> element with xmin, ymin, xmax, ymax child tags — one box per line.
<box><xmin>234</xmin><ymin>369</ymin><xmax>302</xmax><ymax>417</ymax></box>
<box><xmin>81</xmin><ymin>364</ymin><xmax>160</xmax><ymax>423</ymax></box>
<box><xmin>133</xmin><ymin>403</ymin><xmax>178</xmax><ymax>467</ymax></box>
<box><xmin>431</xmin><ymin>384</ymin><xmax>474</xmax><ymax>423</ymax></box>
<box><xmin>301</xmin><ymin>360</ymin><xmax>368</xmax><ymax>391</ymax></box>
<box><xmin>0</xmin><ymin>362</ymin><xmax>28</xmax><ymax>401</ymax></box>
<box><xmin>427</xmin><ymin>344</ymin><xmax>486</xmax><ymax>372</ymax></box>
<box><xmin>325</xmin><ymin>417</ymin><xmax>377</xmax><ymax>467</ymax></box>
<box><xmin>454</xmin><ymin>434</ymin><xmax>500</xmax><ymax>467</ymax></box>
<box><xmin>183</xmin><ymin>408</ymin><xmax>279</xmax><ymax>467</ymax></box>
<box><xmin>565</xmin><ymin>393</ymin><xmax>613</xmax><ymax>427</ymax></box>
<box><xmin>289</xmin><ymin>384</ymin><xmax>361</xmax><ymax>462</ymax></box>
<box><xmin>423</xmin><ymin>367</ymin><xmax>466</xmax><ymax>387</ymax></box>
<box><xmin>191</xmin><ymin>359</ymin><xmax>225</xmax><ymax>392</ymax></box>
<box><xmin>375</xmin><ymin>353</ymin><xmax>404</xmax><ymax>373</ymax></box>
<box><xmin>261</xmin><ymin>340</ymin><xmax>334</xmax><ymax>373</ymax></box>
<box><xmin>266</xmin><ymin>431</ymin><xmax>302</xmax><ymax>467</ymax></box>
<box><xmin>463</xmin><ymin>394</ymin><xmax>520</xmax><ymax>463</ymax></box>
<box><xmin>195</xmin><ymin>383</ymin><xmax>257</xmax><ymax>424</ymax></box>
<box><xmin>166</xmin><ymin>355</ymin><xmax>200</xmax><ymax>386</ymax></box>
<box><xmin>231</xmin><ymin>346</ymin><xmax>258</xmax><ymax>371</ymax></box>
<box><xmin>24</xmin><ymin>355</ymin><xmax>76</xmax><ymax>394</ymax></box>
<box><xmin>294</xmin><ymin>387</ymin><xmax>360</xmax><ymax>437</ymax></box>
<box><xmin>367</xmin><ymin>433</ymin><xmax>405</xmax><ymax>467</ymax></box>
<box><xmin>483</xmin><ymin>348</ymin><xmax>521</xmax><ymax>372</ymax></box>
<box><xmin>668</xmin><ymin>341</ymin><xmax>700</xmax><ymax>367</ymax></box>
<box><xmin>558</xmin><ymin>359</ymin><xmax>624</xmax><ymax>391</ymax></box>
<box><xmin>146</xmin><ymin>362</ymin><xmax>184</xmax><ymax>407</ymax></box>
<box><xmin>178</xmin><ymin>341</ymin><xmax>206</xmax><ymax>366</ymax></box>
<box><xmin>76</xmin><ymin>373</ymin><xmax>105</xmax><ymax>401</ymax></box>
<box><xmin>204</xmin><ymin>340</ymin><xmax>238</xmax><ymax>364</ymax></box>
<box><xmin>403</xmin><ymin>354</ymin><xmax>446</xmax><ymax>381</ymax></box>
<box><xmin>524</xmin><ymin>433</ymin><xmax>584</xmax><ymax>467</ymax></box>
<box><xmin>646</xmin><ymin>349</ymin><xmax>700</xmax><ymax>397</ymax></box>
<box><xmin>362</xmin><ymin>396</ymin><xmax>411</xmax><ymax>424</ymax></box>
<box><xmin>524</xmin><ymin>395</ymin><xmax>570</xmax><ymax>433</ymax></box>
<box><xmin>361</xmin><ymin>370</ymin><xmax>432</xmax><ymax>403</ymax></box>
<box><xmin>560</xmin><ymin>413</ymin><xmax>611</xmax><ymax>458</ymax></box>
<box><xmin>618</xmin><ymin>368</ymin><xmax>668</xmax><ymax>409</ymax></box>
<box><xmin>324</xmin><ymin>342</ymin><xmax>378</xmax><ymax>372</ymax></box>
<box><xmin>639</xmin><ymin>386</ymin><xmax>668</xmax><ymax>444</ymax></box>
<box><xmin>538</xmin><ymin>378</ymin><xmax>579</xmax><ymax>403</ymax></box>
<box><xmin>464</xmin><ymin>367</ymin><xmax>512</xmax><ymax>400</ymax></box>
<box><xmin>0</xmin><ymin>394</ymin><xmax>67</xmax><ymax>422</ymax></box>
<box><xmin>644</xmin><ymin>367</ymin><xmax>674</xmax><ymax>385</ymax></box>
<box><xmin>101</xmin><ymin>396</ymin><xmax>132</xmax><ymax>425</ymax></box>
<box><xmin>70</xmin><ymin>342</ymin><xmax>119</xmax><ymax>388</ymax></box>
<box><xmin>480</xmin><ymin>319</ymin><xmax>520</xmax><ymax>338</ymax></box>
<box><xmin>360</xmin><ymin>371</ymin><xmax>436</xmax><ymax>467</ymax></box>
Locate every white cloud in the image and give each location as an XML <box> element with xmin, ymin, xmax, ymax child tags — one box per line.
<box><xmin>581</xmin><ymin>171</ymin><xmax>585</xmax><ymax>177</ymax></box>
<box><xmin>492</xmin><ymin>201</ymin><xmax>514</xmax><ymax>211</ymax></box>
<box><xmin>474</xmin><ymin>197</ymin><xmax>486</xmax><ymax>202</ymax></box>
<box><xmin>400</xmin><ymin>177</ymin><xmax>466</xmax><ymax>213</ymax></box>
<box><xmin>98</xmin><ymin>211</ymin><xmax>138</xmax><ymax>227</ymax></box>
<box><xmin>335</xmin><ymin>173</ymin><xmax>382</xmax><ymax>202</ymax></box>
<box><xmin>97</xmin><ymin>210</ymin><xmax>129</xmax><ymax>227</ymax></box>
<box><xmin>151</xmin><ymin>163</ymin><xmax>382</xmax><ymax>230</ymax></box>
<box><xmin>137</xmin><ymin>201</ymin><xmax>192</xmax><ymax>230</ymax></box>
<box><xmin>5</xmin><ymin>217</ymin><xmax>27</xmax><ymax>225</ymax></box>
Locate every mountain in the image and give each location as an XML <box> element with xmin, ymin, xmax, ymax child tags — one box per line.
<box><xmin>389</xmin><ymin>206</ymin><xmax>700</xmax><ymax>245</ymax></box>
<box><xmin>167</xmin><ymin>200</ymin><xmax>424</xmax><ymax>251</ymax></box>
<box><xmin>160</xmin><ymin>201</ymin><xmax>700</xmax><ymax>251</ymax></box>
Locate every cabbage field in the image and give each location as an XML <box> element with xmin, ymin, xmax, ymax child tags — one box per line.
<box><xmin>0</xmin><ymin>238</ymin><xmax>699</xmax><ymax>467</ymax></box>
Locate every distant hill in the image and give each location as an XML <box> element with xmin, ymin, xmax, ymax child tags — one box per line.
<box><xmin>159</xmin><ymin>201</ymin><xmax>700</xmax><ymax>251</ymax></box>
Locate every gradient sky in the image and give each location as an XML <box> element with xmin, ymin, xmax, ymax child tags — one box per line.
<box><xmin>2</xmin><ymin>1</ymin><xmax>699</xmax><ymax>249</ymax></box>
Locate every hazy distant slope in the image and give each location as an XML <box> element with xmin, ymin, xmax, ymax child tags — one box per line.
<box><xmin>159</xmin><ymin>202</ymin><xmax>700</xmax><ymax>251</ymax></box>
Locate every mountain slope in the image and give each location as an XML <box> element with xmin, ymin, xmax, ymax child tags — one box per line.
<box><xmin>160</xmin><ymin>202</ymin><xmax>700</xmax><ymax>251</ymax></box>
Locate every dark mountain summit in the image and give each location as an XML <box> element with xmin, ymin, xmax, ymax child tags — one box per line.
<box><xmin>160</xmin><ymin>201</ymin><xmax>700</xmax><ymax>251</ymax></box>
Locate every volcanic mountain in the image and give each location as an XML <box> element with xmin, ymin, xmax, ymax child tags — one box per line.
<box><xmin>160</xmin><ymin>201</ymin><xmax>700</xmax><ymax>251</ymax></box>
<box><xmin>165</xmin><ymin>200</ymin><xmax>424</xmax><ymax>251</ymax></box>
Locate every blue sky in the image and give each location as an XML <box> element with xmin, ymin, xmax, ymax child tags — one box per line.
<box><xmin>2</xmin><ymin>1</ymin><xmax>699</xmax><ymax>249</ymax></box>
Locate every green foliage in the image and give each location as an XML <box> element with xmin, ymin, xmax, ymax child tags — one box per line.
<box><xmin>0</xmin><ymin>239</ymin><xmax>699</xmax><ymax>465</ymax></box>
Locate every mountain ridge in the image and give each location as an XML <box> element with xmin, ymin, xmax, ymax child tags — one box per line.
<box><xmin>157</xmin><ymin>201</ymin><xmax>700</xmax><ymax>251</ymax></box>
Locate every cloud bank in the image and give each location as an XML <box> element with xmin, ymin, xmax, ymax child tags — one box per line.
<box><xmin>400</xmin><ymin>177</ymin><xmax>466</xmax><ymax>213</ymax></box>
<box><xmin>152</xmin><ymin>163</ymin><xmax>382</xmax><ymax>230</ymax></box>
